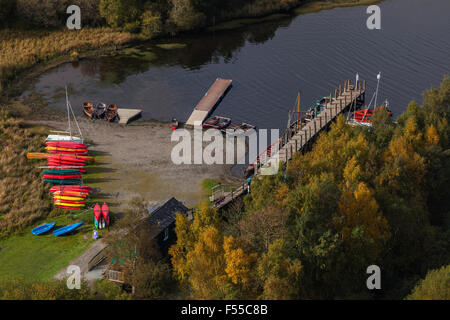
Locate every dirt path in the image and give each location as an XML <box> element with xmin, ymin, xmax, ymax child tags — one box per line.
<box><xmin>54</xmin><ymin>239</ymin><xmax>107</xmax><ymax>280</ymax></box>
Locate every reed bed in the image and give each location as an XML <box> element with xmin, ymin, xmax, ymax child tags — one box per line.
<box><xmin>0</xmin><ymin>108</ymin><xmax>51</xmax><ymax>237</ymax></box>
<box><xmin>0</xmin><ymin>28</ymin><xmax>137</xmax><ymax>92</ymax></box>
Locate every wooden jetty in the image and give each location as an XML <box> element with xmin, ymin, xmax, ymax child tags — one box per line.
<box><xmin>213</xmin><ymin>79</ymin><xmax>366</xmax><ymax>210</ymax></box>
<box><xmin>276</xmin><ymin>80</ymin><xmax>365</xmax><ymax>163</ymax></box>
<box><xmin>185</xmin><ymin>78</ymin><xmax>232</xmax><ymax>126</ymax></box>
<box><xmin>118</xmin><ymin>108</ymin><xmax>142</xmax><ymax>124</ymax></box>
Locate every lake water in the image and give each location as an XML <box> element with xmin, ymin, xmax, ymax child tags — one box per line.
<box><xmin>22</xmin><ymin>0</ymin><xmax>450</xmax><ymax>131</ymax></box>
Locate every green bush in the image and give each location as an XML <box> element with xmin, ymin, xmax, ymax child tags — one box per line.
<box><xmin>141</xmin><ymin>10</ymin><xmax>163</xmax><ymax>38</ymax></box>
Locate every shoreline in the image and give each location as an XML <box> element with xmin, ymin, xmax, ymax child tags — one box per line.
<box><xmin>1</xmin><ymin>0</ymin><xmax>381</xmax><ymax>103</ymax></box>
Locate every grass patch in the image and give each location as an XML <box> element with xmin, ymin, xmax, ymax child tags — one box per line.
<box><xmin>0</xmin><ymin>213</ymin><xmax>95</xmax><ymax>281</ymax></box>
<box><xmin>155</xmin><ymin>43</ymin><xmax>187</xmax><ymax>50</ymax></box>
<box><xmin>0</xmin><ymin>28</ymin><xmax>138</xmax><ymax>95</ymax></box>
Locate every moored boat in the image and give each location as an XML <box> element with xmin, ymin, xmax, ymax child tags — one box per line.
<box><xmin>212</xmin><ymin>116</ymin><xmax>231</xmax><ymax>129</ymax></box>
<box><xmin>226</xmin><ymin>122</ymin><xmax>256</xmax><ymax>136</ymax></box>
<box><xmin>202</xmin><ymin>116</ymin><xmax>220</xmax><ymax>129</ymax></box>
<box><xmin>94</xmin><ymin>103</ymin><xmax>107</xmax><ymax>119</ymax></box>
<box><xmin>105</xmin><ymin>104</ymin><xmax>118</xmax><ymax>122</ymax></box>
<box><xmin>83</xmin><ymin>102</ymin><xmax>95</xmax><ymax>118</ymax></box>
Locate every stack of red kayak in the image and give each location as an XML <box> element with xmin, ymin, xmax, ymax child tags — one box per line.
<box><xmin>49</xmin><ymin>185</ymin><xmax>92</xmax><ymax>210</ymax></box>
<box><xmin>47</xmin><ymin>154</ymin><xmax>87</xmax><ymax>173</ymax></box>
<box><xmin>45</xmin><ymin>141</ymin><xmax>88</xmax><ymax>155</ymax></box>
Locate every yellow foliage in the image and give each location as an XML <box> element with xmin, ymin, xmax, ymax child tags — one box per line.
<box><xmin>185</xmin><ymin>226</ymin><xmax>228</xmax><ymax>299</ymax></box>
<box><xmin>336</xmin><ymin>183</ymin><xmax>390</xmax><ymax>257</ymax></box>
<box><xmin>223</xmin><ymin>236</ymin><xmax>257</xmax><ymax>287</ymax></box>
<box><xmin>425</xmin><ymin>125</ymin><xmax>439</xmax><ymax>146</ymax></box>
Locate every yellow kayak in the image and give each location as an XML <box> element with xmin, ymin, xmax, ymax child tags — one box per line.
<box><xmin>52</xmin><ymin>191</ymin><xmax>88</xmax><ymax>197</ymax></box>
<box><xmin>54</xmin><ymin>202</ymin><xmax>85</xmax><ymax>207</ymax></box>
<box><xmin>53</xmin><ymin>195</ymin><xmax>85</xmax><ymax>201</ymax></box>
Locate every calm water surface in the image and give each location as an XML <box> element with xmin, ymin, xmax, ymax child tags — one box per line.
<box><xmin>22</xmin><ymin>0</ymin><xmax>450</xmax><ymax>130</ymax></box>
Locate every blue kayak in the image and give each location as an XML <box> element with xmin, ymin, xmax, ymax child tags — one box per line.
<box><xmin>32</xmin><ymin>222</ymin><xmax>56</xmax><ymax>235</ymax></box>
<box><xmin>53</xmin><ymin>222</ymin><xmax>84</xmax><ymax>237</ymax></box>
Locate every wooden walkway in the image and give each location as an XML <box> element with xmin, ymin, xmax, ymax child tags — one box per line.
<box><xmin>212</xmin><ymin>79</ymin><xmax>366</xmax><ymax>210</ymax></box>
<box><xmin>277</xmin><ymin>81</ymin><xmax>365</xmax><ymax>163</ymax></box>
<box><xmin>186</xmin><ymin>78</ymin><xmax>232</xmax><ymax>126</ymax></box>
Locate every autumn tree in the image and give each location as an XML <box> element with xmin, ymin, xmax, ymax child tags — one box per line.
<box><xmin>407</xmin><ymin>264</ymin><xmax>450</xmax><ymax>300</ymax></box>
<box><xmin>257</xmin><ymin>239</ymin><xmax>302</xmax><ymax>299</ymax></box>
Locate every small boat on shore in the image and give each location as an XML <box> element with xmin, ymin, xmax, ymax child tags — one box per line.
<box><xmin>105</xmin><ymin>104</ymin><xmax>118</xmax><ymax>122</ymax></box>
<box><xmin>94</xmin><ymin>103</ymin><xmax>107</xmax><ymax>119</ymax></box>
<box><xmin>32</xmin><ymin>222</ymin><xmax>56</xmax><ymax>235</ymax></box>
<box><xmin>53</xmin><ymin>222</ymin><xmax>83</xmax><ymax>236</ymax></box>
<box><xmin>170</xmin><ymin>117</ymin><xmax>179</xmax><ymax>130</ymax></box>
<box><xmin>83</xmin><ymin>102</ymin><xmax>95</xmax><ymax>118</ymax></box>
<box><xmin>102</xmin><ymin>202</ymin><xmax>110</xmax><ymax>227</ymax></box>
<box><xmin>202</xmin><ymin>117</ymin><xmax>220</xmax><ymax>129</ymax></box>
<box><xmin>226</xmin><ymin>122</ymin><xmax>256</xmax><ymax>136</ymax></box>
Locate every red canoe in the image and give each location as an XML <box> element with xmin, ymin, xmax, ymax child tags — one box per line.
<box><xmin>46</xmin><ymin>141</ymin><xmax>88</xmax><ymax>149</ymax></box>
<box><xmin>46</xmin><ymin>150</ymin><xmax>88</xmax><ymax>155</ymax></box>
<box><xmin>94</xmin><ymin>203</ymin><xmax>102</xmax><ymax>221</ymax></box>
<box><xmin>55</xmin><ymin>205</ymin><xmax>84</xmax><ymax>210</ymax></box>
<box><xmin>48</xmin><ymin>154</ymin><xmax>86</xmax><ymax>161</ymax></box>
<box><xmin>101</xmin><ymin>202</ymin><xmax>110</xmax><ymax>226</ymax></box>
<box><xmin>42</xmin><ymin>174</ymin><xmax>82</xmax><ymax>180</ymax></box>
<box><xmin>49</xmin><ymin>185</ymin><xmax>92</xmax><ymax>193</ymax></box>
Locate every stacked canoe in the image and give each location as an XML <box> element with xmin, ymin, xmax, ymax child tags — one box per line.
<box><xmin>43</xmin><ymin>169</ymin><xmax>83</xmax><ymax>184</ymax></box>
<box><xmin>47</xmin><ymin>154</ymin><xmax>88</xmax><ymax>173</ymax></box>
<box><xmin>49</xmin><ymin>185</ymin><xmax>92</xmax><ymax>209</ymax></box>
<box><xmin>45</xmin><ymin>141</ymin><xmax>88</xmax><ymax>155</ymax></box>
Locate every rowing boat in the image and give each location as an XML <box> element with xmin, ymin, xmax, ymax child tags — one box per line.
<box><xmin>32</xmin><ymin>222</ymin><xmax>56</xmax><ymax>235</ymax></box>
<box><xmin>53</xmin><ymin>222</ymin><xmax>83</xmax><ymax>236</ymax></box>
<box><xmin>202</xmin><ymin>117</ymin><xmax>219</xmax><ymax>129</ymax></box>
<box><xmin>83</xmin><ymin>102</ymin><xmax>95</xmax><ymax>118</ymax></box>
<box><xmin>226</xmin><ymin>122</ymin><xmax>256</xmax><ymax>137</ymax></box>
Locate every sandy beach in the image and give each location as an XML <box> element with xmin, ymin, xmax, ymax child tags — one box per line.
<box><xmin>31</xmin><ymin>118</ymin><xmax>242</xmax><ymax>210</ymax></box>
